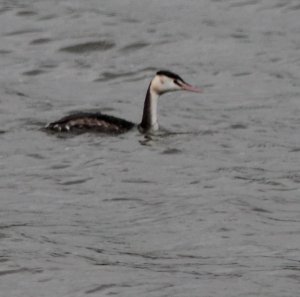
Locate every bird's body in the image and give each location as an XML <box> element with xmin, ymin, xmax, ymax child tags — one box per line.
<box><xmin>46</xmin><ymin>112</ymin><xmax>135</xmax><ymax>133</ymax></box>
<box><xmin>46</xmin><ymin>70</ymin><xmax>202</xmax><ymax>134</ymax></box>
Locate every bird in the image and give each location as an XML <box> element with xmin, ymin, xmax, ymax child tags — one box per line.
<box><xmin>45</xmin><ymin>70</ymin><xmax>202</xmax><ymax>134</ymax></box>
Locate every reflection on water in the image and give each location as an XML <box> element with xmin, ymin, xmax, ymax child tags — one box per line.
<box><xmin>1</xmin><ymin>0</ymin><xmax>300</xmax><ymax>297</ymax></box>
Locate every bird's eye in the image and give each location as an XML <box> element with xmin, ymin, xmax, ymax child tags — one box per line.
<box><xmin>174</xmin><ymin>79</ymin><xmax>181</xmax><ymax>86</ymax></box>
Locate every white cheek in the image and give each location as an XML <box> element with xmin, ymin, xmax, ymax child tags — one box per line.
<box><xmin>169</xmin><ymin>81</ymin><xmax>180</xmax><ymax>91</ymax></box>
<box><xmin>165</xmin><ymin>81</ymin><xmax>175</xmax><ymax>91</ymax></box>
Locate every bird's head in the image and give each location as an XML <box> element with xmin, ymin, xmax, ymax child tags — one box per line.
<box><xmin>150</xmin><ymin>70</ymin><xmax>202</xmax><ymax>95</ymax></box>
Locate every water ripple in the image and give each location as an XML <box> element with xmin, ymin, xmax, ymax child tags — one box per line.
<box><xmin>119</xmin><ymin>42</ymin><xmax>149</xmax><ymax>53</ymax></box>
<box><xmin>59</xmin><ymin>40</ymin><xmax>115</xmax><ymax>53</ymax></box>
<box><xmin>29</xmin><ymin>38</ymin><xmax>52</xmax><ymax>45</ymax></box>
<box><xmin>86</xmin><ymin>284</ymin><xmax>130</xmax><ymax>294</ymax></box>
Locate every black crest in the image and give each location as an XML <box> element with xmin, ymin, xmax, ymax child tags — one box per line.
<box><xmin>156</xmin><ymin>70</ymin><xmax>185</xmax><ymax>83</ymax></box>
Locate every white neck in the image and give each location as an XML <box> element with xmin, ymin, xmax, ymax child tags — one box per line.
<box><xmin>148</xmin><ymin>88</ymin><xmax>159</xmax><ymax>128</ymax></box>
<box><xmin>139</xmin><ymin>83</ymin><xmax>160</xmax><ymax>132</ymax></box>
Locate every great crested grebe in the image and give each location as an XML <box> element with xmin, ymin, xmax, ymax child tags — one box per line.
<box><xmin>46</xmin><ymin>70</ymin><xmax>202</xmax><ymax>134</ymax></box>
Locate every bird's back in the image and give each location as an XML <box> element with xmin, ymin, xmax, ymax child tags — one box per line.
<box><xmin>46</xmin><ymin>112</ymin><xmax>135</xmax><ymax>134</ymax></box>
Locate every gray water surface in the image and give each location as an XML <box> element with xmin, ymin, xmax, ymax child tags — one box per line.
<box><xmin>1</xmin><ymin>0</ymin><xmax>300</xmax><ymax>296</ymax></box>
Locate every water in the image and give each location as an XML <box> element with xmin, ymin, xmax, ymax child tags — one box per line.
<box><xmin>1</xmin><ymin>0</ymin><xmax>300</xmax><ymax>296</ymax></box>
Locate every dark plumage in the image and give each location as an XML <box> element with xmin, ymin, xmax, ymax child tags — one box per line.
<box><xmin>156</xmin><ymin>70</ymin><xmax>185</xmax><ymax>83</ymax></box>
<box><xmin>46</xmin><ymin>112</ymin><xmax>135</xmax><ymax>133</ymax></box>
